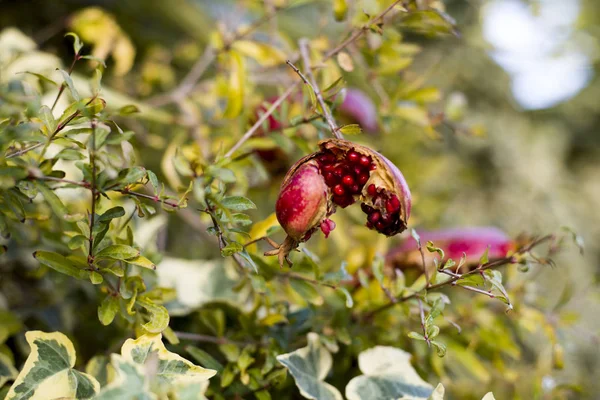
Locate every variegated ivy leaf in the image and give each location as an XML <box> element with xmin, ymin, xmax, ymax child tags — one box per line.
<box><xmin>276</xmin><ymin>333</ymin><xmax>343</xmax><ymax>400</ymax></box>
<box><xmin>94</xmin><ymin>354</ymin><xmax>154</xmax><ymax>400</ymax></box>
<box><xmin>96</xmin><ymin>333</ymin><xmax>217</xmax><ymax>399</ymax></box>
<box><xmin>345</xmin><ymin>346</ymin><xmax>433</xmax><ymax>400</ymax></box>
<box><xmin>6</xmin><ymin>331</ymin><xmax>100</xmax><ymax>400</ymax></box>
<box><xmin>400</xmin><ymin>383</ymin><xmax>494</xmax><ymax>400</ymax></box>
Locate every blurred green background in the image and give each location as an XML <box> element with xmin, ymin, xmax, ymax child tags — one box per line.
<box><xmin>1</xmin><ymin>0</ymin><xmax>599</xmax><ymax>398</ymax></box>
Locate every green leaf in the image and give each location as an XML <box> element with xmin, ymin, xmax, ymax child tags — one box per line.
<box><xmin>35</xmin><ymin>182</ymin><xmax>83</xmax><ymax>222</ymax></box>
<box><xmin>223</xmin><ymin>50</ymin><xmax>246</xmax><ymax>119</ymax></box>
<box><xmin>65</xmin><ymin>32</ymin><xmax>83</xmax><ymax>54</ymax></box>
<box><xmin>90</xmin><ymin>271</ymin><xmax>103</xmax><ymax>284</ymax></box>
<box><xmin>408</xmin><ymin>331</ymin><xmax>426</xmax><ymax>341</ymax></box>
<box><xmin>33</xmin><ymin>251</ymin><xmax>88</xmax><ymax>280</ymax></box>
<box><xmin>333</xmin><ymin>0</ymin><xmax>348</xmax><ymax>21</ymax></box>
<box><xmin>338</xmin><ymin>124</ymin><xmax>362</xmax><ymax>135</ymax></box>
<box><xmin>430</xmin><ymin>340</ymin><xmax>447</xmax><ymax>357</ymax></box>
<box><xmin>276</xmin><ymin>333</ymin><xmax>343</xmax><ymax>400</ymax></box>
<box><xmin>147</xmin><ymin>170</ymin><xmax>159</xmax><ymax>194</ymax></box>
<box><xmin>98</xmin><ymin>296</ymin><xmax>119</xmax><ymax>325</ymax></box>
<box><xmin>118</xmin><ymin>104</ymin><xmax>140</xmax><ymax>115</ymax></box>
<box><xmin>290</xmin><ymin>279</ymin><xmax>323</xmax><ymax>306</ymax></box>
<box><xmin>95</xmin><ymin>244</ymin><xmax>140</xmax><ymax>260</ymax></box>
<box><xmin>338</xmin><ymin>287</ymin><xmax>353</xmax><ymax>308</ymax></box>
<box><xmin>38</xmin><ymin>105</ymin><xmax>57</xmax><ymax>133</ymax></box>
<box><xmin>136</xmin><ymin>297</ymin><xmax>170</xmax><ymax>333</ymax></box>
<box><xmin>220</xmin><ymin>196</ymin><xmax>256</xmax><ymax>211</ymax></box>
<box><xmin>187</xmin><ymin>346</ymin><xmax>225</xmax><ymax>372</ymax></box>
<box><xmin>0</xmin><ymin>352</ymin><xmax>17</xmax><ymax>388</ymax></box>
<box><xmin>221</xmin><ymin>241</ymin><xmax>243</xmax><ymax>257</ymax></box>
<box><xmin>5</xmin><ymin>331</ymin><xmax>100</xmax><ymax>400</ymax></box>
<box><xmin>345</xmin><ymin>346</ymin><xmax>434</xmax><ymax>400</ymax></box>
<box><xmin>126</xmin><ymin>255</ymin><xmax>156</xmax><ymax>270</ymax></box>
<box><xmin>59</xmin><ymin>69</ymin><xmax>81</xmax><ymax>101</ymax></box>
<box><xmin>98</xmin><ymin>206</ymin><xmax>126</xmax><ymax>222</ymax></box>
<box><xmin>478</xmin><ymin>247</ymin><xmax>490</xmax><ymax>266</ymax></box>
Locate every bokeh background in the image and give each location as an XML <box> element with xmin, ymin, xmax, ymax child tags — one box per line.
<box><xmin>1</xmin><ymin>0</ymin><xmax>599</xmax><ymax>398</ymax></box>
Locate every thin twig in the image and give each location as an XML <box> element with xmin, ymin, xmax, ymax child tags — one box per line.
<box><xmin>324</xmin><ymin>0</ymin><xmax>406</xmax><ymax>60</ymax></box>
<box><xmin>148</xmin><ymin>6</ymin><xmax>284</xmax><ymax>107</ymax></box>
<box><xmin>87</xmin><ymin>120</ymin><xmax>97</xmax><ymax>267</ymax></box>
<box><xmin>298</xmin><ymin>39</ymin><xmax>341</xmax><ymax>138</ymax></box>
<box><xmin>224</xmin><ymin>83</ymin><xmax>299</xmax><ymax>158</ymax></box>
<box><xmin>418</xmin><ymin>298</ymin><xmax>431</xmax><ymax>347</ymax></box>
<box><xmin>176</xmin><ymin>332</ymin><xmax>256</xmax><ymax>346</ymax></box>
<box><xmin>415</xmin><ymin>235</ymin><xmax>430</xmax><ymax>287</ymax></box>
<box><xmin>118</xmin><ymin>189</ymin><xmax>181</xmax><ymax>209</ymax></box>
<box><xmin>223</xmin><ymin>1</ymin><xmax>408</xmax><ymax>157</ymax></box>
<box><xmin>456</xmin><ymin>284</ymin><xmax>494</xmax><ymax>298</ymax></box>
<box><xmin>363</xmin><ymin>235</ymin><xmax>554</xmax><ymax>319</ymax></box>
<box><xmin>280</xmin><ymin>272</ymin><xmax>337</xmax><ymax>290</ymax></box>
<box><xmin>51</xmin><ymin>51</ymin><xmax>81</xmax><ymax>111</ymax></box>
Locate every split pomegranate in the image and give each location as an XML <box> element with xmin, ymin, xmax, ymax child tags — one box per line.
<box><xmin>265</xmin><ymin>138</ymin><xmax>411</xmax><ymax>266</ymax></box>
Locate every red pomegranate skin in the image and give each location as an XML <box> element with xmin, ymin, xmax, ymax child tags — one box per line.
<box><xmin>275</xmin><ymin>161</ymin><xmax>329</xmax><ymax>242</ymax></box>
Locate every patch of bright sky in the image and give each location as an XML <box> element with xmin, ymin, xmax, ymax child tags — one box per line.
<box><xmin>482</xmin><ymin>0</ymin><xmax>593</xmax><ymax>110</ymax></box>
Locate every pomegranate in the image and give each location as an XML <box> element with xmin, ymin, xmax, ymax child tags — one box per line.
<box><xmin>386</xmin><ymin>227</ymin><xmax>515</xmax><ymax>273</ymax></box>
<box><xmin>265</xmin><ymin>138</ymin><xmax>411</xmax><ymax>266</ymax></box>
<box><xmin>338</xmin><ymin>88</ymin><xmax>379</xmax><ymax>133</ymax></box>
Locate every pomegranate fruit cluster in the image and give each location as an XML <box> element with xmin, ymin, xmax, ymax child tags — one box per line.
<box><xmin>265</xmin><ymin>138</ymin><xmax>411</xmax><ymax>267</ymax></box>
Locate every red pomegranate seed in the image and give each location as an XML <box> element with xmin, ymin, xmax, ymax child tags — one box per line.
<box><xmin>324</xmin><ymin>172</ymin><xmax>338</xmax><ymax>186</ymax></box>
<box><xmin>351</xmin><ymin>184</ymin><xmax>360</xmax><ymax>193</ymax></box>
<box><xmin>334</xmin><ymin>166</ymin><xmax>345</xmax><ymax>177</ymax></box>
<box><xmin>333</xmin><ymin>184</ymin><xmax>345</xmax><ymax>196</ymax></box>
<box><xmin>347</xmin><ymin>150</ymin><xmax>360</xmax><ymax>163</ymax></box>
<box><xmin>358</xmin><ymin>173</ymin><xmax>369</xmax><ymax>185</ymax></box>
<box><xmin>319</xmin><ymin>154</ymin><xmax>335</xmax><ymax>164</ymax></box>
<box><xmin>368</xmin><ymin>211</ymin><xmax>381</xmax><ymax>223</ymax></box>
<box><xmin>323</xmin><ymin>164</ymin><xmax>335</xmax><ymax>172</ymax></box>
<box><xmin>353</xmin><ymin>165</ymin><xmax>363</xmax><ymax>175</ymax></box>
<box><xmin>375</xmin><ymin>221</ymin><xmax>385</xmax><ymax>230</ymax></box>
<box><xmin>369</xmin><ymin>164</ymin><xmax>377</xmax><ymax>171</ymax></box>
<box><xmin>361</xmin><ymin>203</ymin><xmax>372</xmax><ymax>214</ymax></box>
<box><xmin>367</xmin><ymin>184</ymin><xmax>377</xmax><ymax>196</ymax></box>
<box><xmin>342</xmin><ymin>175</ymin><xmax>354</xmax><ymax>186</ymax></box>
<box><xmin>359</xmin><ymin>155</ymin><xmax>371</xmax><ymax>166</ymax></box>
<box><xmin>386</xmin><ymin>195</ymin><xmax>401</xmax><ymax>213</ymax></box>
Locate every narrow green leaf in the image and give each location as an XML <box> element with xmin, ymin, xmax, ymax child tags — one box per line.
<box><xmin>65</xmin><ymin>32</ymin><xmax>83</xmax><ymax>54</ymax></box>
<box><xmin>147</xmin><ymin>170</ymin><xmax>159</xmax><ymax>194</ymax></box>
<box><xmin>221</xmin><ymin>241</ymin><xmax>243</xmax><ymax>257</ymax></box>
<box><xmin>35</xmin><ymin>181</ymin><xmax>83</xmax><ymax>222</ymax></box>
<box><xmin>221</xmin><ymin>196</ymin><xmax>256</xmax><ymax>211</ymax></box>
<box><xmin>33</xmin><ymin>251</ymin><xmax>88</xmax><ymax>280</ymax></box>
<box><xmin>38</xmin><ymin>105</ymin><xmax>57</xmax><ymax>133</ymax></box>
<box><xmin>126</xmin><ymin>256</ymin><xmax>156</xmax><ymax>270</ymax></box>
<box><xmin>290</xmin><ymin>279</ymin><xmax>323</xmax><ymax>306</ymax></box>
<box><xmin>98</xmin><ymin>206</ymin><xmax>126</xmax><ymax>222</ymax></box>
<box><xmin>408</xmin><ymin>331</ymin><xmax>426</xmax><ymax>341</ymax></box>
<box><xmin>187</xmin><ymin>346</ymin><xmax>225</xmax><ymax>372</ymax></box>
<box><xmin>338</xmin><ymin>287</ymin><xmax>354</xmax><ymax>308</ymax></box>
<box><xmin>59</xmin><ymin>69</ymin><xmax>81</xmax><ymax>101</ymax></box>
<box><xmin>95</xmin><ymin>244</ymin><xmax>140</xmax><ymax>260</ymax></box>
<box><xmin>338</xmin><ymin>124</ymin><xmax>362</xmax><ymax>135</ymax></box>
<box><xmin>136</xmin><ymin>297</ymin><xmax>169</xmax><ymax>333</ymax></box>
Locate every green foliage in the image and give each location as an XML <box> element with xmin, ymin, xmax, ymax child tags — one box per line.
<box><xmin>0</xmin><ymin>0</ymin><xmax>594</xmax><ymax>399</ymax></box>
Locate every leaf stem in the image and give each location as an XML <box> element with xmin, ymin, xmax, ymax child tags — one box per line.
<box><xmin>87</xmin><ymin>119</ymin><xmax>97</xmax><ymax>267</ymax></box>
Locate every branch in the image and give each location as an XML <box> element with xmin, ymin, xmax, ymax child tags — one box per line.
<box><xmin>297</xmin><ymin>39</ymin><xmax>341</xmax><ymax>138</ymax></box>
<box><xmin>176</xmin><ymin>332</ymin><xmax>256</xmax><ymax>346</ymax></box>
<box><xmin>323</xmin><ymin>0</ymin><xmax>406</xmax><ymax>60</ymax></box>
<box><xmin>224</xmin><ymin>82</ymin><xmax>300</xmax><ymax>158</ymax></box>
<box><xmin>148</xmin><ymin>6</ymin><xmax>284</xmax><ymax>107</ymax></box>
<box><xmin>87</xmin><ymin>119</ymin><xmax>97</xmax><ymax>267</ymax></box>
<box><xmin>363</xmin><ymin>235</ymin><xmax>554</xmax><ymax>319</ymax></box>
